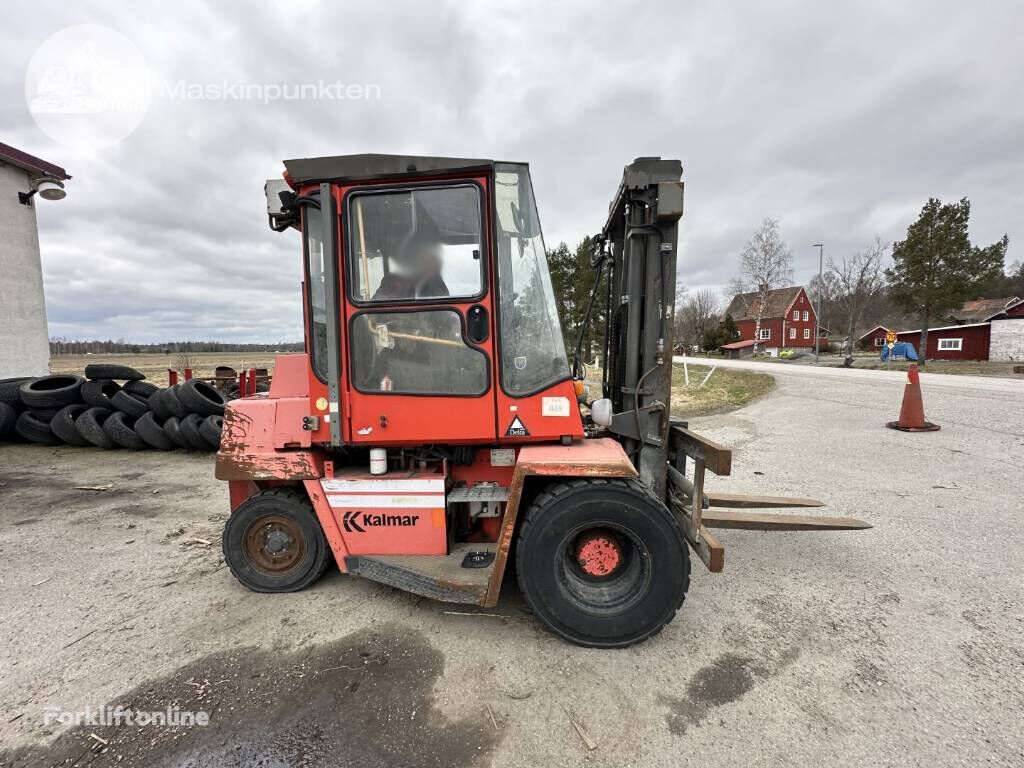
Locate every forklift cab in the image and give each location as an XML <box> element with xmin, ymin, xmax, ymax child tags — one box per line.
<box><xmin>268</xmin><ymin>155</ymin><xmax>584</xmax><ymax>448</ymax></box>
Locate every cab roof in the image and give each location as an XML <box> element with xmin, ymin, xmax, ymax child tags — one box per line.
<box><xmin>283</xmin><ymin>154</ymin><xmax>522</xmax><ymax>185</ymax></box>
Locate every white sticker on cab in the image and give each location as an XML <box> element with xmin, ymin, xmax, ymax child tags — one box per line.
<box><xmin>541</xmin><ymin>396</ymin><xmax>571</xmax><ymax>417</ymax></box>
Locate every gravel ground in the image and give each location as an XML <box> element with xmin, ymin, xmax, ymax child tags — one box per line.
<box><xmin>1</xmin><ymin>367</ymin><xmax>1021</xmax><ymax>767</ymax></box>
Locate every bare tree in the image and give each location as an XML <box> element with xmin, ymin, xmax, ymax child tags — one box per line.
<box><xmin>828</xmin><ymin>237</ymin><xmax>889</xmax><ymax>345</ymax></box>
<box><xmin>807</xmin><ymin>271</ymin><xmax>841</xmax><ymax>334</ymax></box>
<box><xmin>678</xmin><ymin>289</ymin><xmax>722</xmax><ymax>350</ymax></box>
<box><xmin>672</xmin><ymin>281</ymin><xmax>688</xmax><ymax>349</ymax></box>
<box><xmin>734</xmin><ymin>218</ymin><xmax>793</xmax><ymax>352</ymax></box>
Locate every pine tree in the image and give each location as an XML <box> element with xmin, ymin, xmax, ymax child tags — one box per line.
<box><xmin>886</xmin><ymin>198</ymin><xmax>1007</xmax><ymax>365</ymax></box>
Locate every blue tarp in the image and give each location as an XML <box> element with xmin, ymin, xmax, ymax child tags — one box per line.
<box><xmin>880</xmin><ymin>341</ymin><xmax>918</xmax><ymax>361</ymax></box>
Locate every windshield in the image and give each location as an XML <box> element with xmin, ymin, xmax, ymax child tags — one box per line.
<box><xmin>494</xmin><ymin>163</ymin><xmax>569</xmax><ymax>395</ymax></box>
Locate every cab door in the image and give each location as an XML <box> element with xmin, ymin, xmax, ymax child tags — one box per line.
<box><xmin>341</xmin><ymin>178</ymin><xmax>498</xmax><ymax>445</ymax></box>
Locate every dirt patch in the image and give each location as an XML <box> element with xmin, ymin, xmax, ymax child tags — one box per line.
<box><xmin>1</xmin><ymin>624</ymin><xmax>497</xmax><ymax>768</ymax></box>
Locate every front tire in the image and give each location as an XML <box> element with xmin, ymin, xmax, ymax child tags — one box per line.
<box><xmin>515</xmin><ymin>478</ymin><xmax>690</xmax><ymax>648</ymax></box>
<box><xmin>223</xmin><ymin>489</ymin><xmax>331</xmax><ymax>593</ymax></box>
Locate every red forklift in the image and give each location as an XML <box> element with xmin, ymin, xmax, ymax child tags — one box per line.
<box><xmin>217</xmin><ymin>155</ymin><xmax>867</xmax><ymax>647</ymax></box>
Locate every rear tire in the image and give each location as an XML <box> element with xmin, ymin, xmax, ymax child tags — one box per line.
<box><xmin>177</xmin><ymin>379</ymin><xmax>226</xmax><ymax>416</ymax></box>
<box><xmin>163</xmin><ymin>385</ymin><xmax>189</xmax><ymax>419</ymax></box>
<box><xmin>222</xmin><ymin>489</ymin><xmax>330</xmax><ymax>592</ymax></box>
<box><xmin>50</xmin><ymin>404</ymin><xmax>92</xmax><ymax>446</ymax></box>
<box><xmin>15</xmin><ymin>411</ymin><xmax>60</xmax><ymax>445</ymax></box>
<box><xmin>199</xmin><ymin>414</ymin><xmax>224</xmax><ymax>449</ymax></box>
<box><xmin>0</xmin><ymin>402</ymin><xmax>17</xmax><ymax>440</ymax></box>
<box><xmin>102</xmin><ymin>411</ymin><xmax>147</xmax><ymax>450</ymax></box>
<box><xmin>81</xmin><ymin>379</ymin><xmax>121</xmax><ymax>409</ymax></box>
<box><xmin>84</xmin><ymin>363</ymin><xmax>144</xmax><ymax>381</ymax></box>
<box><xmin>111</xmin><ymin>390</ymin><xmax>149</xmax><ymax>418</ymax></box>
<box><xmin>75</xmin><ymin>407</ymin><xmax>116</xmax><ymax>449</ymax></box>
<box><xmin>135</xmin><ymin>411</ymin><xmax>174</xmax><ymax>450</ymax></box>
<box><xmin>179</xmin><ymin>413</ymin><xmax>210</xmax><ymax>450</ymax></box>
<box><xmin>162</xmin><ymin>416</ymin><xmax>191</xmax><ymax>449</ymax></box>
<box><xmin>515</xmin><ymin>478</ymin><xmax>690</xmax><ymax>648</ymax></box>
<box><xmin>19</xmin><ymin>375</ymin><xmax>84</xmax><ymax>409</ymax></box>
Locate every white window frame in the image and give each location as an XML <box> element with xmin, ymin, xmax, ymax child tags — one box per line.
<box><xmin>873</xmin><ymin>337</ymin><xmax>884</xmax><ymax>347</ymax></box>
<box><xmin>937</xmin><ymin>337</ymin><xmax>963</xmax><ymax>351</ymax></box>
<box><xmin>792</xmin><ymin>310</ymin><xmax>799</xmax><ymax>321</ymax></box>
<box><xmin>759</xmin><ymin>328</ymin><xmax>771</xmax><ymax>340</ymax></box>
<box><xmin>803</xmin><ymin>328</ymin><xmax>811</xmax><ymax>340</ymax></box>
<box><xmin>802</xmin><ymin>310</ymin><xmax>809</xmax><ymax>321</ymax></box>
<box><xmin>789</xmin><ymin>327</ymin><xmax>796</xmax><ymax>339</ymax></box>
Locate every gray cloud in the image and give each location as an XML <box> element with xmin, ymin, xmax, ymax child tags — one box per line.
<box><xmin>4</xmin><ymin>0</ymin><xmax>1021</xmax><ymax>342</ymax></box>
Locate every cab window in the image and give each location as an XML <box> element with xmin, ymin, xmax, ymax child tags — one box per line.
<box><xmin>303</xmin><ymin>203</ymin><xmax>329</xmax><ymax>380</ymax></box>
<box><xmin>347</xmin><ymin>185</ymin><xmax>483</xmax><ymax>303</ymax></box>
<box><xmin>349</xmin><ymin>310</ymin><xmax>488</xmax><ymax>396</ymax></box>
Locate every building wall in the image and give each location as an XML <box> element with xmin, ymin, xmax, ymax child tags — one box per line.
<box><xmin>0</xmin><ymin>161</ymin><xmax>50</xmax><ymax>377</ymax></box>
<box><xmin>989</xmin><ymin>318</ymin><xmax>1024</xmax><ymax>362</ymax></box>
<box><xmin>896</xmin><ymin>324</ymin><xmax>990</xmax><ymax>360</ymax></box>
<box><xmin>735</xmin><ymin>303</ymin><xmax>822</xmax><ymax>348</ymax></box>
<box><xmin>858</xmin><ymin>328</ymin><xmax>889</xmax><ymax>350</ymax></box>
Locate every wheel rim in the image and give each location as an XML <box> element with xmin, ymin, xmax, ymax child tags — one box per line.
<box><xmin>243</xmin><ymin>514</ymin><xmax>307</xmax><ymax>577</ymax></box>
<box><xmin>557</xmin><ymin>522</ymin><xmax>652</xmax><ymax>615</ymax></box>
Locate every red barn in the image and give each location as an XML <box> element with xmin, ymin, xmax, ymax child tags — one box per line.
<box><xmin>858</xmin><ymin>325</ymin><xmax>892</xmax><ymax>350</ymax></box>
<box><xmin>724</xmin><ymin>286</ymin><xmax>826</xmax><ymax>355</ymax></box>
<box><xmin>895</xmin><ymin>323</ymin><xmax>991</xmax><ymax>361</ymax></box>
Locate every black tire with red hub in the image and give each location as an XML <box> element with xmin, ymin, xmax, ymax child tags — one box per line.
<box><xmin>515</xmin><ymin>478</ymin><xmax>690</xmax><ymax>648</ymax></box>
<box><xmin>222</xmin><ymin>489</ymin><xmax>331</xmax><ymax>593</ymax></box>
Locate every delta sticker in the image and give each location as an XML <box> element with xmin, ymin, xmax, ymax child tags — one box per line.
<box><xmin>505</xmin><ymin>416</ymin><xmax>530</xmax><ymax>437</ymax></box>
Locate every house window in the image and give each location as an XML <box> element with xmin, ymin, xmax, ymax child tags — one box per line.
<box><xmin>789</xmin><ymin>328</ymin><xmax>796</xmax><ymax>339</ymax></box>
<box><xmin>937</xmin><ymin>338</ymin><xmax>963</xmax><ymax>351</ymax></box>
<box><xmin>873</xmin><ymin>338</ymin><xmax>884</xmax><ymax>347</ymax></box>
<box><xmin>803</xmin><ymin>328</ymin><xmax>811</xmax><ymax>340</ymax></box>
<box><xmin>802</xmin><ymin>310</ymin><xmax>809</xmax><ymax>321</ymax></box>
<box><xmin>793</xmin><ymin>310</ymin><xmax>799</xmax><ymax>321</ymax></box>
<box><xmin>759</xmin><ymin>328</ymin><xmax>771</xmax><ymax>340</ymax></box>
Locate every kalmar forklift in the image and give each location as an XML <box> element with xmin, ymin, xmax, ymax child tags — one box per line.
<box><xmin>217</xmin><ymin>154</ymin><xmax>868</xmax><ymax>648</ymax></box>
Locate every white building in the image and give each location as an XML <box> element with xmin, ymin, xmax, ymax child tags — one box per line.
<box><xmin>0</xmin><ymin>142</ymin><xmax>70</xmax><ymax>378</ymax></box>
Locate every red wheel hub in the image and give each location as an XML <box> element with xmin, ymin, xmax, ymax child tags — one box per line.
<box><xmin>575</xmin><ymin>530</ymin><xmax>622</xmax><ymax>577</ymax></box>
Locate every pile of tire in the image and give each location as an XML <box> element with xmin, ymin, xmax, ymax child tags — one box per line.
<box><xmin>0</xmin><ymin>364</ymin><xmax>226</xmax><ymax>452</ymax></box>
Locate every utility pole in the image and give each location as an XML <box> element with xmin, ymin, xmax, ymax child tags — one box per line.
<box><xmin>812</xmin><ymin>243</ymin><xmax>823</xmax><ymax>363</ymax></box>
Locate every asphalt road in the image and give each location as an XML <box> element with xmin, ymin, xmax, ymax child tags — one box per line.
<box><xmin>1</xmin><ymin>366</ymin><xmax>1022</xmax><ymax>767</ymax></box>
<box><xmin>675</xmin><ymin>354</ymin><xmax>1023</xmax><ymax>393</ymax></box>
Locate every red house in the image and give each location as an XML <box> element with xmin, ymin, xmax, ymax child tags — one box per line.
<box><xmin>895</xmin><ymin>323</ymin><xmax>991</xmax><ymax>360</ymax></box>
<box><xmin>858</xmin><ymin>325</ymin><xmax>892</xmax><ymax>350</ymax></box>
<box><xmin>723</xmin><ymin>286</ymin><xmax>826</xmax><ymax>354</ymax></box>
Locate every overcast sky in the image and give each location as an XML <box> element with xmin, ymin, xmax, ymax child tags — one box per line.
<box><xmin>4</xmin><ymin>1</ymin><xmax>1022</xmax><ymax>343</ymax></box>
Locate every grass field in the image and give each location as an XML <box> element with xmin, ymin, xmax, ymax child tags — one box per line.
<box><xmin>585</xmin><ymin>363</ymin><xmax>775</xmax><ymax>418</ymax></box>
<box><xmin>50</xmin><ymin>355</ymin><xmax>777</xmax><ymax>416</ymax></box>
<box><xmin>50</xmin><ymin>352</ymin><xmax>281</xmax><ymax>387</ymax></box>
<box><xmin>669</xmin><ymin>362</ymin><xmax>775</xmax><ymax>416</ymax></box>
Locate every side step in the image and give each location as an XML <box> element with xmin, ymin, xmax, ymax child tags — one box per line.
<box><xmin>345</xmin><ymin>543</ymin><xmax>495</xmax><ymax>605</ymax></box>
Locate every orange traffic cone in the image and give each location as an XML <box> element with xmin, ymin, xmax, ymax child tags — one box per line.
<box><xmin>886</xmin><ymin>364</ymin><xmax>940</xmax><ymax>432</ymax></box>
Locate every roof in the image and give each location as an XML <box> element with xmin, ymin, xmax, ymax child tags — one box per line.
<box><xmin>950</xmin><ymin>296</ymin><xmax>1020</xmax><ymax>323</ymax></box>
<box><xmin>984</xmin><ymin>297</ymin><xmax>1024</xmax><ymax>321</ymax></box>
<box><xmin>896</xmin><ymin>322</ymin><xmax>990</xmax><ymax>335</ymax></box>
<box><xmin>283</xmin><ymin>154</ymin><xmax>506</xmax><ymax>185</ymax></box>
<box><xmin>721</xmin><ymin>339</ymin><xmax>756</xmax><ymax>349</ymax></box>
<box><xmin>0</xmin><ymin>141</ymin><xmax>70</xmax><ymax>180</ymax></box>
<box><xmin>858</xmin><ymin>325</ymin><xmax>892</xmax><ymax>340</ymax></box>
<box><xmin>724</xmin><ymin>286</ymin><xmax>804</xmax><ymax>321</ymax></box>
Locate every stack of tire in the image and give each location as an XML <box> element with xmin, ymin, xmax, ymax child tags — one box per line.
<box><xmin>0</xmin><ymin>364</ymin><xmax>226</xmax><ymax>452</ymax></box>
